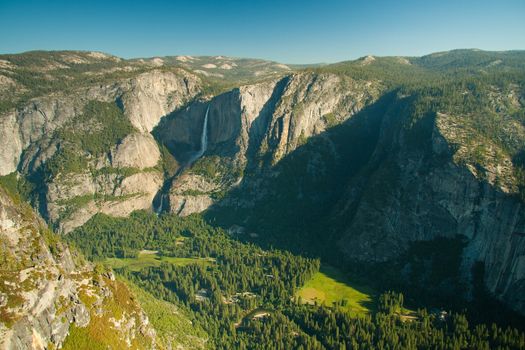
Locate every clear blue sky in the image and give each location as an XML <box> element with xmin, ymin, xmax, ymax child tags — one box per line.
<box><xmin>0</xmin><ymin>0</ymin><xmax>523</xmax><ymax>63</ymax></box>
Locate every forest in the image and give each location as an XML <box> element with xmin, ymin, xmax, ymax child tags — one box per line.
<box><xmin>67</xmin><ymin>211</ymin><xmax>525</xmax><ymax>349</ymax></box>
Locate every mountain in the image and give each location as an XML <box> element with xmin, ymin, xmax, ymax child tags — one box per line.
<box><xmin>1</xmin><ymin>49</ymin><xmax>525</xmax><ymax>348</ymax></box>
<box><xmin>131</xmin><ymin>55</ymin><xmax>293</xmax><ymax>83</ymax></box>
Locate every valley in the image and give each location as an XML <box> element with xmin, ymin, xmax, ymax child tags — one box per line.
<box><xmin>1</xmin><ymin>49</ymin><xmax>525</xmax><ymax>349</ymax></box>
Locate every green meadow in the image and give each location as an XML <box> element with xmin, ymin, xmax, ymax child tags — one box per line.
<box><xmin>297</xmin><ymin>265</ymin><xmax>375</xmax><ymax>317</ymax></box>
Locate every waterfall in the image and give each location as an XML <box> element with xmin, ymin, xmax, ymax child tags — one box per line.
<box><xmin>188</xmin><ymin>105</ymin><xmax>210</xmax><ymax>165</ymax></box>
<box><xmin>154</xmin><ymin>105</ymin><xmax>210</xmax><ymax>215</ymax></box>
<box><xmin>155</xmin><ymin>194</ymin><xmax>165</xmax><ymax>215</ymax></box>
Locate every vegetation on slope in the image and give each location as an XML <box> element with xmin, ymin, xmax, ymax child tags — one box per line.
<box><xmin>0</xmin><ymin>182</ymin><xmax>157</xmax><ymax>349</ymax></box>
<box><xmin>104</xmin><ymin>250</ymin><xmax>214</xmax><ymax>272</ymax></box>
<box><xmin>67</xmin><ymin>211</ymin><xmax>525</xmax><ymax>349</ymax></box>
<box><xmin>0</xmin><ymin>51</ymin><xmax>150</xmax><ymax>114</ymax></box>
<box><xmin>126</xmin><ymin>279</ymin><xmax>208</xmax><ymax>349</ymax></box>
<box><xmin>61</xmin><ymin>275</ymin><xmax>155</xmax><ymax>350</ymax></box>
<box><xmin>44</xmin><ymin>100</ymin><xmax>135</xmax><ymax>177</ymax></box>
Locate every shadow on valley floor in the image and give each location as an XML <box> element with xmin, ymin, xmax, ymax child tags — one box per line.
<box><xmin>200</xmin><ymin>87</ymin><xmax>525</xmax><ymax>329</ymax></box>
<box><xmin>296</xmin><ymin>264</ymin><xmax>377</xmax><ymax>316</ymax></box>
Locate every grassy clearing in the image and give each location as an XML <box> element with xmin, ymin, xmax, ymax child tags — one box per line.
<box><xmin>297</xmin><ymin>265</ymin><xmax>375</xmax><ymax>317</ymax></box>
<box><xmin>104</xmin><ymin>251</ymin><xmax>214</xmax><ymax>272</ymax></box>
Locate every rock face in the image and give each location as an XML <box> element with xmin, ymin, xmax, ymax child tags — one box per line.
<box><xmin>334</xmin><ymin>103</ymin><xmax>525</xmax><ymax>314</ymax></box>
<box><xmin>0</xmin><ymin>187</ymin><xmax>157</xmax><ymax>349</ymax></box>
<box><xmin>111</xmin><ymin>133</ymin><xmax>161</xmax><ymax>169</ymax></box>
<box><xmin>254</xmin><ymin>73</ymin><xmax>378</xmax><ymax>164</ymax></box>
<box><xmin>0</xmin><ymin>186</ymin><xmax>88</xmax><ymax>349</ymax></box>
<box><xmin>121</xmin><ymin>69</ymin><xmax>200</xmax><ymax>133</ymax></box>
<box><xmin>0</xmin><ymin>97</ymin><xmax>81</xmax><ymax>176</ymax></box>
<box><xmin>0</xmin><ymin>112</ymin><xmax>22</xmax><ymax>175</ymax></box>
<box><xmin>159</xmin><ymin>73</ymin><xmax>380</xmax><ymax>165</ymax></box>
<box><xmin>46</xmin><ymin>170</ymin><xmax>163</xmax><ymax>233</ymax></box>
<box><xmin>0</xmin><ymin>63</ymin><xmax>201</xmax><ymax>232</ymax></box>
<box><xmin>207</xmin><ymin>83</ymin><xmax>525</xmax><ymax>315</ymax></box>
<box><xmin>169</xmin><ymin>173</ymin><xmax>216</xmax><ymax>216</ymax></box>
<box><xmin>156</xmin><ymin>73</ymin><xmax>382</xmax><ymax>215</ymax></box>
<box><xmin>1</xmin><ymin>54</ymin><xmax>381</xmax><ymax>226</ymax></box>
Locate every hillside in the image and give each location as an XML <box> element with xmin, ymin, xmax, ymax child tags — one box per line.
<box><xmin>0</xmin><ymin>184</ymin><xmax>158</xmax><ymax>349</ymax></box>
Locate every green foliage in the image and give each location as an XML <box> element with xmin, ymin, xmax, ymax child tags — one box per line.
<box><xmin>342</xmin><ymin>237</ymin><xmax>469</xmax><ymax>315</ymax></box>
<box><xmin>41</xmin><ymin>227</ymin><xmax>62</xmax><ymax>256</ymax></box>
<box><xmin>158</xmin><ymin>143</ymin><xmax>180</xmax><ymax>177</ymax></box>
<box><xmin>313</xmin><ymin>49</ymin><xmax>525</xmax><ymax>89</ymax></box>
<box><xmin>181</xmin><ymin>189</ymin><xmax>207</xmax><ymax>196</ymax></box>
<box><xmin>0</xmin><ymin>50</ymin><xmax>153</xmax><ymax>114</ymax></box>
<box><xmin>44</xmin><ymin>147</ymin><xmax>88</xmax><ymax>178</ymax></box>
<box><xmin>57</xmin><ymin>100</ymin><xmax>134</xmax><ymax>156</ymax></box>
<box><xmin>413</xmin><ymin>49</ymin><xmax>525</xmax><ymax>71</ymax></box>
<box><xmin>5</xmin><ymin>49</ymin><xmax>525</xmax><ymax>348</ymax></box>
<box><xmin>0</xmin><ymin>172</ymin><xmax>35</xmax><ymax>204</ymax></box>
<box><xmin>0</xmin><ymin>100</ymin><xmax>16</xmax><ymax>114</ymax></box>
<box><xmin>61</xmin><ymin>324</ymin><xmax>107</xmax><ymax>350</ymax></box>
<box><xmin>188</xmin><ymin>155</ymin><xmax>241</xmax><ymax>197</ymax></box>
<box><xmin>67</xmin><ymin>211</ymin><xmax>209</xmax><ymax>259</ymax></box>
<box><xmin>126</xmin><ymin>280</ymin><xmax>208</xmax><ymax>349</ymax></box>
<box><xmin>286</xmin><ymin>300</ymin><xmax>525</xmax><ymax>350</ymax></box>
<box><xmin>89</xmin><ymin>166</ymin><xmax>144</xmax><ymax>178</ymax></box>
<box><xmin>322</xmin><ymin>113</ymin><xmax>338</xmax><ymax>127</ymax></box>
<box><xmin>67</xmin><ymin>211</ymin><xmax>525</xmax><ymax>349</ymax></box>
<box><xmin>67</xmin><ymin>211</ymin><xmax>321</xmax><ymax>349</ymax></box>
<box><xmin>0</xmin><ymin>173</ymin><xmax>20</xmax><ymax>200</ymax></box>
<box><xmin>61</xmin><ymin>278</ymin><xmax>154</xmax><ymax>350</ymax></box>
<box><xmin>191</xmin><ymin>155</ymin><xmax>222</xmax><ymax>179</ymax></box>
<box><xmin>43</xmin><ymin>100</ymin><xmax>134</xmax><ymax>178</ymax></box>
<box><xmin>104</xmin><ymin>252</ymin><xmax>214</xmax><ymax>272</ymax></box>
<box><xmin>56</xmin><ymin>194</ymin><xmax>93</xmax><ymax>221</ymax></box>
<box><xmin>377</xmin><ymin>291</ymin><xmax>404</xmax><ymax>314</ymax></box>
<box><xmin>311</xmin><ymin>55</ymin><xmax>435</xmax><ymax>87</ymax></box>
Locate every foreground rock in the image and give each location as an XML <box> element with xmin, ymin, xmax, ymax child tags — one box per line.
<box><xmin>0</xmin><ymin>186</ymin><xmax>157</xmax><ymax>349</ymax></box>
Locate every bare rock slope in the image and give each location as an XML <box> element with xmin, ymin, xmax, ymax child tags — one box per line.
<box><xmin>0</xmin><ymin>187</ymin><xmax>157</xmax><ymax>349</ymax></box>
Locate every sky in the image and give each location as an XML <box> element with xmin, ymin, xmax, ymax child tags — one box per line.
<box><xmin>0</xmin><ymin>0</ymin><xmax>524</xmax><ymax>64</ymax></box>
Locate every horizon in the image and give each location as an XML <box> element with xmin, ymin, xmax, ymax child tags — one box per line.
<box><xmin>2</xmin><ymin>47</ymin><xmax>524</xmax><ymax>66</ymax></box>
<box><xmin>0</xmin><ymin>0</ymin><xmax>524</xmax><ymax>64</ymax></box>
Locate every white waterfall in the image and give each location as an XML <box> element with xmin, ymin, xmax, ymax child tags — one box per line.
<box><xmin>189</xmin><ymin>105</ymin><xmax>210</xmax><ymax>165</ymax></box>
<box><xmin>155</xmin><ymin>194</ymin><xmax>164</xmax><ymax>215</ymax></box>
<box><xmin>155</xmin><ymin>105</ymin><xmax>210</xmax><ymax>215</ymax></box>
